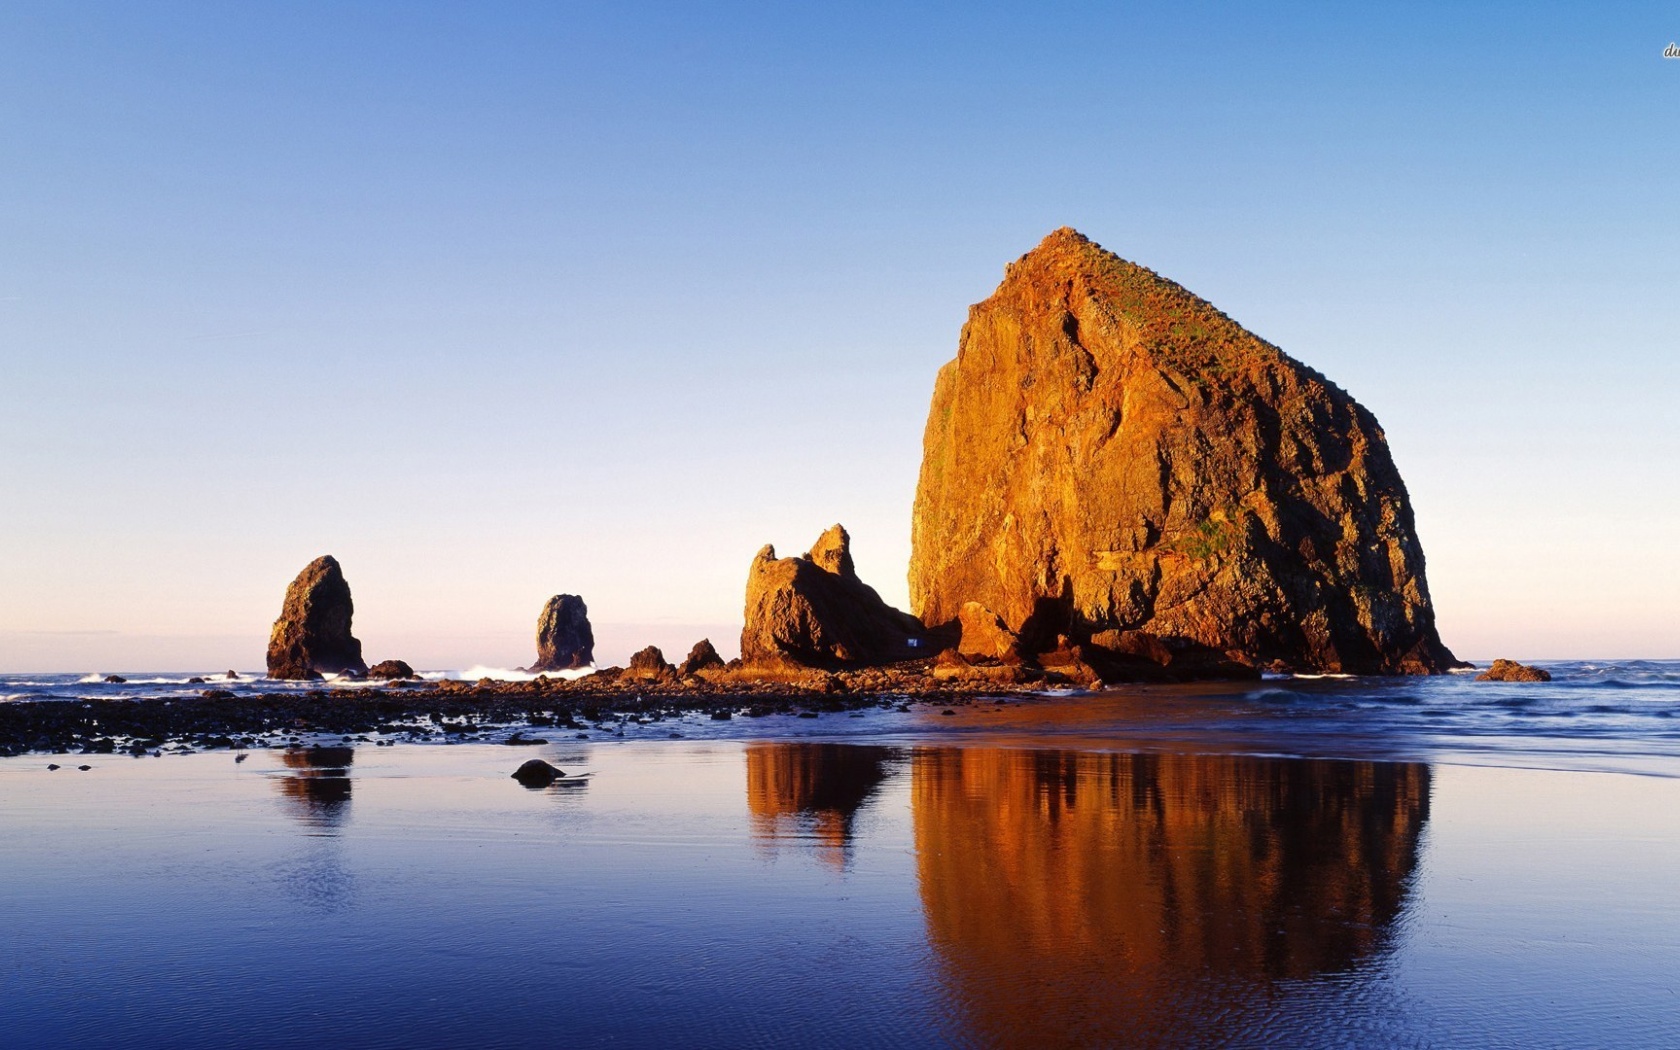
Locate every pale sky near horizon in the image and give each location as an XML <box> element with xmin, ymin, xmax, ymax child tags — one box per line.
<box><xmin>3</xmin><ymin>3</ymin><xmax>1677</xmax><ymax>672</ymax></box>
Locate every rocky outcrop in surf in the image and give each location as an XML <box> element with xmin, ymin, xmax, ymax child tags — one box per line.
<box><xmin>742</xmin><ymin>525</ymin><xmax>931</xmax><ymax>667</ymax></box>
<box><xmin>532</xmin><ymin>594</ymin><xmax>593</xmax><ymax>672</ymax></box>
<box><xmin>266</xmin><ymin>556</ymin><xmax>368</xmax><ymax>680</ymax></box>
<box><xmin>1476</xmin><ymin>659</ymin><xmax>1550</xmax><ymax>682</ymax></box>
<box><xmin>909</xmin><ymin>228</ymin><xmax>1461</xmax><ymax>675</ymax></box>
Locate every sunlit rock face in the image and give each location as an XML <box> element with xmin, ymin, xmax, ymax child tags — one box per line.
<box><xmin>910</xmin><ymin>228</ymin><xmax>1460</xmax><ymax>674</ymax></box>
<box><xmin>745</xmin><ymin>743</ymin><xmax>895</xmax><ymax>870</ymax></box>
<box><xmin>912</xmin><ymin>748</ymin><xmax>1429</xmax><ymax>1045</ymax></box>
<box><xmin>741</xmin><ymin>525</ymin><xmax>929</xmax><ymax>667</ymax></box>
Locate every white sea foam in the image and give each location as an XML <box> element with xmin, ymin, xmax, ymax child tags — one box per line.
<box><xmin>432</xmin><ymin>665</ymin><xmax>596</xmax><ymax>683</ymax></box>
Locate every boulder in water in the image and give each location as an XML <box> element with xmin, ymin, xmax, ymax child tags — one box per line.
<box><xmin>367</xmin><ymin>659</ymin><xmax>415</xmax><ymax>680</ymax></box>
<box><xmin>1476</xmin><ymin>659</ymin><xmax>1551</xmax><ymax>682</ymax></box>
<box><xmin>511</xmin><ymin>759</ymin><xmax>564</xmax><ymax>788</ymax></box>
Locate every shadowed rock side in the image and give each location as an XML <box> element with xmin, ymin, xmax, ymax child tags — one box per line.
<box><xmin>913</xmin><ymin>748</ymin><xmax>1429</xmax><ymax>1046</ymax></box>
<box><xmin>267</xmin><ymin>556</ymin><xmax>368</xmax><ymax>680</ymax></box>
<box><xmin>678</xmin><ymin>638</ymin><xmax>726</xmax><ymax>676</ymax></box>
<box><xmin>532</xmin><ymin>594</ymin><xmax>593</xmax><ymax>672</ymax></box>
<box><xmin>745</xmin><ymin>743</ymin><xmax>896</xmax><ymax>871</ymax></box>
<box><xmin>910</xmin><ymin>228</ymin><xmax>1460</xmax><ymax>674</ymax></box>
<box><xmin>742</xmin><ymin>525</ymin><xmax>932</xmax><ymax>667</ymax></box>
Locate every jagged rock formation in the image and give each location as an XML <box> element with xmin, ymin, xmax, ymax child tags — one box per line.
<box><xmin>1476</xmin><ymin>659</ymin><xmax>1550</xmax><ymax>682</ymax></box>
<box><xmin>627</xmin><ymin>645</ymin><xmax>675</xmax><ymax>680</ymax></box>
<box><xmin>267</xmin><ymin>556</ymin><xmax>368</xmax><ymax>680</ymax></box>
<box><xmin>910</xmin><ymin>228</ymin><xmax>1460</xmax><ymax>675</ymax></box>
<box><xmin>678</xmin><ymin>638</ymin><xmax>726</xmax><ymax>676</ymax></box>
<box><xmin>742</xmin><ymin>525</ymin><xmax>931</xmax><ymax>667</ymax></box>
<box><xmin>532</xmin><ymin>594</ymin><xmax>593</xmax><ymax>672</ymax></box>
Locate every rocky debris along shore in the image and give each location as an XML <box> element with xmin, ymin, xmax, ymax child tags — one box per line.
<box><xmin>0</xmin><ymin>665</ymin><xmax>1053</xmax><ymax>758</ymax></box>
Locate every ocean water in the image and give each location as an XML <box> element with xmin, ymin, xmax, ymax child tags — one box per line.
<box><xmin>2</xmin><ymin>661</ymin><xmax>1678</xmax><ymax>1048</ymax></box>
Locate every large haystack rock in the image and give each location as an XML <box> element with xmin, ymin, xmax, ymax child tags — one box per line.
<box><xmin>742</xmin><ymin>525</ymin><xmax>931</xmax><ymax>667</ymax></box>
<box><xmin>910</xmin><ymin>228</ymin><xmax>1460</xmax><ymax>675</ymax></box>
<box><xmin>532</xmin><ymin>594</ymin><xmax>593</xmax><ymax>672</ymax></box>
<box><xmin>267</xmin><ymin>556</ymin><xmax>368</xmax><ymax>680</ymax></box>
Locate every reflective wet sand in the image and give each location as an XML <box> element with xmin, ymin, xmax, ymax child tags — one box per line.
<box><xmin>1</xmin><ymin>740</ymin><xmax>1676</xmax><ymax>1047</ymax></box>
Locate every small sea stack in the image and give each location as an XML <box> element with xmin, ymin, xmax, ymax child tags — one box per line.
<box><xmin>741</xmin><ymin>524</ymin><xmax>931</xmax><ymax>667</ymax></box>
<box><xmin>532</xmin><ymin>594</ymin><xmax>594</xmax><ymax>672</ymax></box>
<box><xmin>266</xmin><ymin>555</ymin><xmax>368</xmax><ymax>680</ymax></box>
<box><xmin>678</xmin><ymin>638</ymin><xmax>726</xmax><ymax>676</ymax></box>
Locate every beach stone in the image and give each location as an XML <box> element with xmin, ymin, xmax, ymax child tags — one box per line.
<box><xmin>909</xmin><ymin>227</ymin><xmax>1462</xmax><ymax>675</ymax></box>
<box><xmin>532</xmin><ymin>594</ymin><xmax>594</xmax><ymax>672</ymax></box>
<box><xmin>1476</xmin><ymin>659</ymin><xmax>1552</xmax><ymax>682</ymax></box>
<box><xmin>511</xmin><ymin>758</ymin><xmax>564</xmax><ymax>787</ymax></box>
<box><xmin>678</xmin><ymin>638</ymin><xmax>726</xmax><ymax>676</ymax></box>
<box><xmin>741</xmin><ymin>525</ymin><xmax>931</xmax><ymax>667</ymax></box>
<box><xmin>367</xmin><ymin>659</ymin><xmax>415</xmax><ymax>680</ymax></box>
<box><xmin>266</xmin><ymin>555</ymin><xmax>368</xmax><ymax>680</ymax></box>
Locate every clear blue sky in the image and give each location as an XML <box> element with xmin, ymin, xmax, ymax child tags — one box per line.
<box><xmin>2</xmin><ymin>2</ymin><xmax>1676</xmax><ymax>671</ymax></box>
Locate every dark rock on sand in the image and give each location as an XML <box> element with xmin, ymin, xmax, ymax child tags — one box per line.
<box><xmin>367</xmin><ymin>659</ymin><xmax>416</xmax><ymax>680</ymax></box>
<box><xmin>266</xmin><ymin>555</ymin><xmax>368</xmax><ymax>680</ymax></box>
<box><xmin>742</xmin><ymin>524</ymin><xmax>931</xmax><ymax>667</ymax></box>
<box><xmin>909</xmin><ymin>227</ymin><xmax>1462</xmax><ymax>675</ymax></box>
<box><xmin>511</xmin><ymin>758</ymin><xmax>564</xmax><ymax>788</ymax></box>
<box><xmin>1476</xmin><ymin>659</ymin><xmax>1552</xmax><ymax>683</ymax></box>
<box><xmin>532</xmin><ymin>594</ymin><xmax>594</xmax><ymax>672</ymax></box>
<box><xmin>678</xmin><ymin>638</ymin><xmax>726</xmax><ymax>676</ymax></box>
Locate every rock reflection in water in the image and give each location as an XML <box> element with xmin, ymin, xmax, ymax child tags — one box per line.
<box><xmin>913</xmin><ymin>749</ymin><xmax>1430</xmax><ymax>1046</ymax></box>
<box><xmin>275</xmin><ymin>747</ymin><xmax>355</xmax><ymax>832</ymax></box>
<box><xmin>745</xmin><ymin>743</ymin><xmax>897</xmax><ymax>869</ymax></box>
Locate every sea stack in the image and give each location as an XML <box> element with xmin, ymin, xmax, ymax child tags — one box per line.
<box><xmin>742</xmin><ymin>525</ymin><xmax>930</xmax><ymax>667</ymax></box>
<box><xmin>266</xmin><ymin>555</ymin><xmax>368</xmax><ymax>680</ymax></box>
<box><xmin>532</xmin><ymin>594</ymin><xmax>594</xmax><ymax>672</ymax></box>
<box><xmin>909</xmin><ymin>228</ymin><xmax>1460</xmax><ymax>675</ymax></box>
